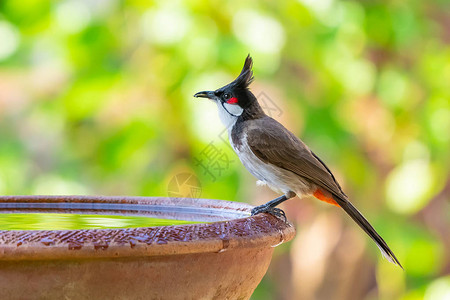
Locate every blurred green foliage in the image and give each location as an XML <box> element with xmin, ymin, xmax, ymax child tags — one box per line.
<box><xmin>0</xmin><ymin>0</ymin><xmax>449</xmax><ymax>299</ymax></box>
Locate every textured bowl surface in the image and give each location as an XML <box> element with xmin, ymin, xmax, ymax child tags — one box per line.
<box><xmin>0</xmin><ymin>196</ymin><xmax>295</xmax><ymax>300</ymax></box>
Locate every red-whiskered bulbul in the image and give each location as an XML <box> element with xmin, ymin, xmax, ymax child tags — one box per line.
<box><xmin>194</xmin><ymin>55</ymin><xmax>402</xmax><ymax>268</ymax></box>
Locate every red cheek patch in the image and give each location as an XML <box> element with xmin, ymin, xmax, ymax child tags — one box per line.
<box><xmin>226</xmin><ymin>97</ymin><xmax>238</xmax><ymax>104</ymax></box>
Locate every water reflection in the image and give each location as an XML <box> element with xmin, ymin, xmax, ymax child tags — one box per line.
<box><xmin>0</xmin><ymin>213</ymin><xmax>198</xmax><ymax>230</ymax></box>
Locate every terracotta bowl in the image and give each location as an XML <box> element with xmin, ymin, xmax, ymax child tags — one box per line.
<box><xmin>0</xmin><ymin>196</ymin><xmax>295</xmax><ymax>299</ymax></box>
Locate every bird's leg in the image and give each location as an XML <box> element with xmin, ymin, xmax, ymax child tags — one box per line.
<box><xmin>251</xmin><ymin>191</ymin><xmax>296</xmax><ymax>222</ymax></box>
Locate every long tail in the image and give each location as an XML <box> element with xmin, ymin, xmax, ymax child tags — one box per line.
<box><xmin>332</xmin><ymin>194</ymin><xmax>403</xmax><ymax>269</ymax></box>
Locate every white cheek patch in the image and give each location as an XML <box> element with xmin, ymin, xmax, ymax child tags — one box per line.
<box><xmin>222</xmin><ymin>102</ymin><xmax>244</xmax><ymax>116</ymax></box>
<box><xmin>216</xmin><ymin>102</ymin><xmax>242</xmax><ymax>129</ymax></box>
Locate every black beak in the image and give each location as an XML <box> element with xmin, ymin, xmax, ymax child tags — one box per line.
<box><xmin>194</xmin><ymin>91</ymin><xmax>215</xmax><ymax>99</ymax></box>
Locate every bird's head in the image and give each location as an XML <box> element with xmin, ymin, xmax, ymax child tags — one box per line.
<box><xmin>194</xmin><ymin>55</ymin><xmax>262</xmax><ymax>126</ymax></box>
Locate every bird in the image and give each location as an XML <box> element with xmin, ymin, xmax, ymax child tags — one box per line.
<box><xmin>194</xmin><ymin>55</ymin><xmax>402</xmax><ymax>268</ymax></box>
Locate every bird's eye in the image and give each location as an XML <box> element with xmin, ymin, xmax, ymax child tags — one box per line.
<box><xmin>223</xmin><ymin>93</ymin><xmax>231</xmax><ymax>100</ymax></box>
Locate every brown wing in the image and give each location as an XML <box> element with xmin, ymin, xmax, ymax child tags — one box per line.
<box><xmin>245</xmin><ymin>117</ymin><xmax>403</xmax><ymax>267</ymax></box>
<box><xmin>246</xmin><ymin>117</ymin><xmax>347</xmax><ymax>199</ymax></box>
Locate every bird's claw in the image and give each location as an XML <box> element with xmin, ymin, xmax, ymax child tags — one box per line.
<box><xmin>251</xmin><ymin>205</ymin><xmax>287</xmax><ymax>223</ymax></box>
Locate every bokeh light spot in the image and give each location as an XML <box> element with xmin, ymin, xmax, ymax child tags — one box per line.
<box><xmin>430</xmin><ymin>108</ymin><xmax>450</xmax><ymax>142</ymax></box>
<box><xmin>55</xmin><ymin>0</ymin><xmax>92</xmax><ymax>33</ymax></box>
<box><xmin>0</xmin><ymin>21</ymin><xmax>20</xmax><ymax>61</ymax></box>
<box><xmin>378</xmin><ymin>68</ymin><xmax>408</xmax><ymax>108</ymax></box>
<box><xmin>424</xmin><ymin>276</ymin><xmax>450</xmax><ymax>300</ymax></box>
<box><xmin>142</xmin><ymin>7</ymin><xmax>191</xmax><ymax>45</ymax></box>
<box><xmin>385</xmin><ymin>159</ymin><xmax>435</xmax><ymax>214</ymax></box>
<box><xmin>233</xmin><ymin>10</ymin><xmax>285</xmax><ymax>54</ymax></box>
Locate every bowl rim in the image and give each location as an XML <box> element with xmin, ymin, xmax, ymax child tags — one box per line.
<box><xmin>0</xmin><ymin>195</ymin><xmax>295</xmax><ymax>261</ymax></box>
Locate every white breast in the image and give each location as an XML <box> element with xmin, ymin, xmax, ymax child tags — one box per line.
<box><xmin>230</xmin><ymin>132</ymin><xmax>312</xmax><ymax>196</ymax></box>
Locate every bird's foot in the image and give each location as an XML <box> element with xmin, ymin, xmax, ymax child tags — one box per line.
<box><xmin>251</xmin><ymin>205</ymin><xmax>287</xmax><ymax>223</ymax></box>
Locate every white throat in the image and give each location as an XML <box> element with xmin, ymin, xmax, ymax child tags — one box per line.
<box><xmin>216</xmin><ymin>101</ymin><xmax>243</xmax><ymax>132</ymax></box>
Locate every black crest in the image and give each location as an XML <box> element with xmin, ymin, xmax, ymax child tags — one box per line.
<box><xmin>233</xmin><ymin>54</ymin><xmax>254</xmax><ymax>89</ymax></box>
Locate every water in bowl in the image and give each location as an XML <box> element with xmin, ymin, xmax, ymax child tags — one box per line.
<box><xmin>0</xmin><ymin>213</ymin><xmax>198</xmax><ymax>230</ymax></box>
